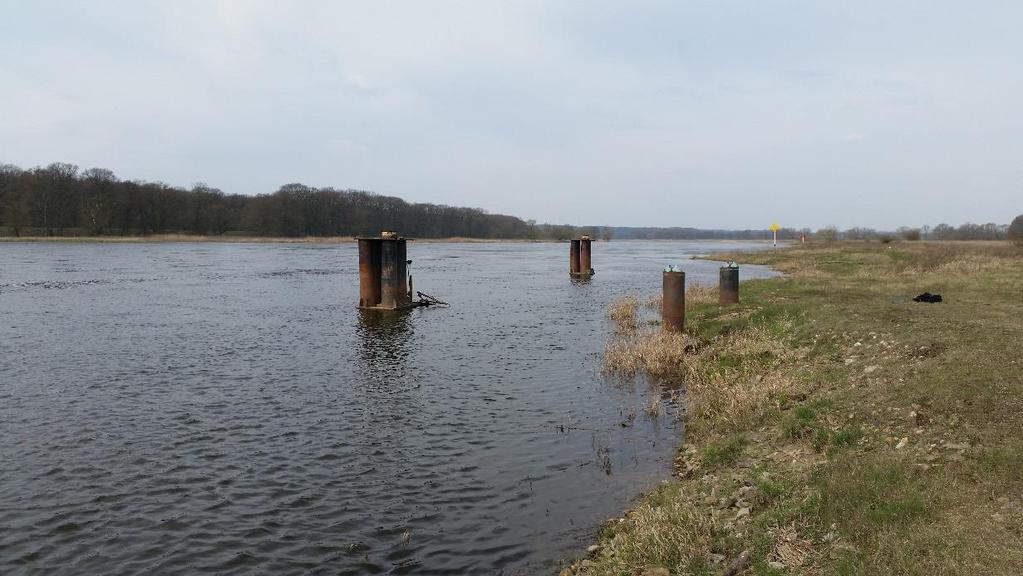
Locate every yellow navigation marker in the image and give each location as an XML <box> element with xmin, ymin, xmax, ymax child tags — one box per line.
<box><xmin>769</xmin><ymin>223</ymin><xmax>780</xmax><ymax>232</ymax></box>
<box><xmin>769</xmin><ymin>223</ymin><xmax>780</xmax><ymax>246</ymax></box>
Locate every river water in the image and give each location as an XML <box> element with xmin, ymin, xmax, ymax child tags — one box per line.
<box><xmin>0</xmin><ymin>240</ymin><xmax>775</xmax><ymax>575</ymax></box>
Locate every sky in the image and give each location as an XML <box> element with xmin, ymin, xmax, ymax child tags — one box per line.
<box><xmin>1</xmin><ymin>1</ymin><xmax>1020</xmax><ymax>230</ymax></box>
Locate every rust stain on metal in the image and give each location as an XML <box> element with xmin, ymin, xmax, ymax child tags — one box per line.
<box><xmin>662</xmin><ymin>270</ymin><xmax>685</xmax><ymax>333</ymax></box>
<box><xmin>358</xmin><ymin>238</ymin><xmax>382</xmax><ymax>308</ymax></box>
<box><xmin>380</xmin><ymin>239</ymin><xmax>399</xmax><ymax>308</ymax></box>
<box><xmin>719</xmin><ymin>266</ymin><xmax>739</xmax><ymax>304</ymax></box>
<box><xmin>570</xmin><ymin>237</ymin><xmax>594</xmax><ymax>277</ymax></box>
<box><xmin>357</xmin><ymin>232</ymin><xmax>414</xmax><ymax>310</ymax></box>
<box><xmin>569</xmin><ymin>239</ymin><xmax>581</xmax><ymax>276</ymax></box>
<box><xmin>396</xmin><ymin>238</ymin><xmax>409</xmax><ymax>308</ymax></box>
<box><xmin>579</xmin><ymin>238</ymin><xmax>592</xmax><ymax>275</ymax></box>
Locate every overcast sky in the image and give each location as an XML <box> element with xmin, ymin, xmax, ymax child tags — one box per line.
<box><xmin>2</xmin><ymin>1</ymin><xmax>1020</xmax><ymax>229</ymax></box>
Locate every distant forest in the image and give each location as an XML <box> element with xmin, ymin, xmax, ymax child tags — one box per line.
<box><xmin>0</xmin><ymin>162</ymin><xmax>1011</xmax><ymax>241</ymax></box>
<box><xmin>0</xmin><ymin>162</ymin><xmax>581</xmax><ymax>239</ymax></box>
<box><xmin>610</xmin><ymin>223</ymin><xmax>1011</xmax><ymax>242</ymax></box>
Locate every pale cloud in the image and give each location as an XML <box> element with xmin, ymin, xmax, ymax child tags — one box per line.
<box><xmin>345</xmin><ymin>74</ymin><xmax>371</xmax><ymax>91</ymax></box>
<box><xmin>1</xmin><ymin>0</ymin><xmax>1021</xmax><ymax>228</ymax></box>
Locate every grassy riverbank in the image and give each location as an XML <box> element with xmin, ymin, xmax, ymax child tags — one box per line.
<box><xmin>567</xmin><ymin>241</ymin><xmax>1023</xmax><ymax>575</ymax></box>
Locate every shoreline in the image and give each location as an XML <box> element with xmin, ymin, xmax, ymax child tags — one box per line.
<box><xmin>0</xmin><ymin>235</ymin><xmax>777</xmax><ymax>245</ymax></box>
<box><xmin>565</xmin><ymin>241</ymin><xmax>1023</xmax><ymax>575</ymax></box>
<box><xmin>0</xmin><ymin>235</ymin><xmax>539</xmax><ymax>244</ymax></box>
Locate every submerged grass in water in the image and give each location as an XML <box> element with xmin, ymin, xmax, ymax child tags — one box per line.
<box><xmin>608</xmin><ymin>296</ymin><xmax>641</xmax><ymax>333</ymax></box>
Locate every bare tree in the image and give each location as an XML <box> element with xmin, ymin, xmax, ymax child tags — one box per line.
<box><xmin>1009</xmin><ymin>214</ymin><xmax>1023</xmax><ymax>245</ymax></box>
<box><xmin>81</xmin><ymin>168</ymin><xmax>117</xmax><ymax>234</ymax></box>
<box><xmin>816</xmin><ymin>227</ymin><xmax>839</xmax><ymax>242</ymax></box>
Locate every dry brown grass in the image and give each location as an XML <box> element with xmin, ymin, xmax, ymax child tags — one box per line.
<box><xmin>608</xmin><ymin>295</ymin><xmax>640</xmax><ymax>332</ymax></box>
<box><xmin>603</xmin><ymin>319</ymin><xmax>805</xmax><ymax>436</ymax></box>
<box><xmin>913</xmin><ymin>253</ymin><xmax>1006</xmax><ymax>275</ymax></box>
<box><xmin>644</xmin><ymin>283</ymin><xmax>718</xmax><ymax>311</ymax></box>
<box><xmin>689</xmin><ymin>372</ymin><xmax>799</xmax><ymax>433</ymax></box>
<box><xmin>603</xmin><ymin>331</ymin><xmax>700</xmax><ymax>382</ymax></box>
<box><xmin>688</xmin><ymin>325</ymin><xmax>802</xmax><ymax>431</ymax></box>
<box><xmin>582</xmin><ymin>484</ymin><xmax>715</xmax><ymax>576</ymax></box>
<box><xmin>685</xmin><ymin>283</ymin><xmax>718</xmax><ymax>305</ymax></box>
<box><xmin>769</xmin><ymin>525</ymin><xmax>813</xmax><ymax>569</ymax></box>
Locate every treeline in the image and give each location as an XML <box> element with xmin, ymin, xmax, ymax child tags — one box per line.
<box><xmin>0</xmin><ymin>162</ymin><xmax>581</xmax><ymax>239</ymax></box>
<box><xmin>609</xmin><ymin>226</ymin><xmax>805</xmax><ymax>240</ymax></box>
<box><xmin>609</xmin><ymin>224</ymin><xmax>1010</xmax><ymax>242</ymax></box>
<box><xmin>0</xmin><ymin>162</ymin><xmax>1012</xmax><ymax>241</ymax></box>
<box><xmin>825</xmin><ymin>223</ymin><xmax>1009</xmax><ymax>242</ymax></box>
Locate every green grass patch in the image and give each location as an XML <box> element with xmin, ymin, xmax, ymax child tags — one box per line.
<box><xmin>810</xmin><ymin>456</ymin><xmax>929</xmax><ymax>537</ymax></box>
<box><xmin>700</xmin><ymin>434</ymin><xmax>748</xmax><ymax>468</ymax></box>
<box><xmin>830</xmin><ymin>425</ymin><xmax>864</xmax><ymax>448</ymax></box>
<box><xmin>754</xmin><ymin>472</ymin><xmax>787</xmax><ymax>501</ymax></box>
<box><xmin>977</xmin><ymin>443</ymin><xmax>1023</xmax><ymax>483</ymax></box>
<box><xmin>780</xmin><ymin>405</ymin><xmax>818</xmax><ymax>439</ymax></box>
<box><xmin>886</xmin><ymin>249</ymin><xmax>908</xmax><ymax>262</ymax></box>
<box><xmin>780</xmin><ymin>402</ymin><xmax>849</xmax><ymax>452</ymax></box>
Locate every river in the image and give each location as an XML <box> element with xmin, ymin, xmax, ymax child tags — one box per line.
<box><xmin>0</xmin><ymin>240</ymin><xmax>776</xmax><ymax>575</ymax></box>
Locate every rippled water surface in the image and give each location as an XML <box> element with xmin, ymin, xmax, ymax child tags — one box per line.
<box><xmin>0</xmin><ymin>241</ymin><xmax>776</xmax><ymax>575</ymax></box>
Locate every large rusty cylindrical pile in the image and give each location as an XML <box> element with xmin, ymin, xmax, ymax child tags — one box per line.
<box><xmin>357</xmin><ymin>233</ymin><xmax>411</xmax><ymax>310</ymax></box>
<box><xmin>662</xmin><ymin>269</ymin><xmax>685</xmax><ymax>333</ymax></box>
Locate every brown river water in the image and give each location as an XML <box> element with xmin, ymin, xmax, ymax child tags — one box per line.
<box><xmin>0</xmin><ymin>240</ymin><xmax>776</xmax><ymax>575</ymax></box>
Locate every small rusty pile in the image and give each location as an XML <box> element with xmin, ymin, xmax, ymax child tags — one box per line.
<box><xmin>355</xmin><ymin>232</ymin><xmax>741</xmax><ymax>325</ymax></box>
<box><xmin>569</xmin><ymin>235</ymin><xmax>595</xmax><ymax>278</ymax></box>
